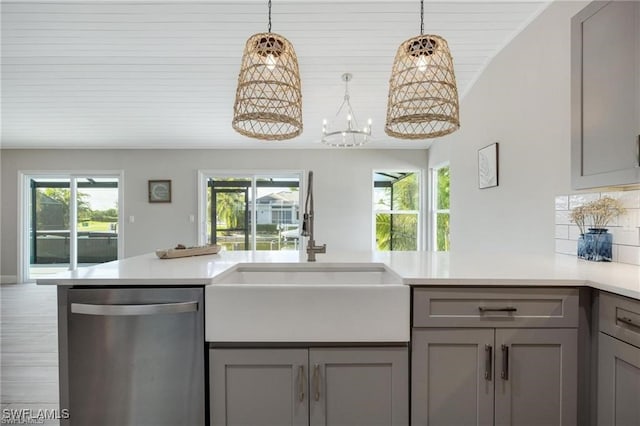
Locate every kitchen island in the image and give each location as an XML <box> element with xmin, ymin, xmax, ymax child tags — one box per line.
<box><xmin>39</xmin><ymin>250</ymin><xmax>640</xmax><ymax>426</ymax></box>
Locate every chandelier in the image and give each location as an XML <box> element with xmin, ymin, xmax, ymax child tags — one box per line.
<box><xmin>321</xmin><ymin>73</ymin><xmax>372</xmax><ymax>147</ymax></box>
<box><xmin>232</xmin><ymin>0</ymin><xmax>303</xmax><ymax>141</ymax></box>
<box><xmin>385</xmin><ymin>0</ymin><xmax>460</xmax><ymax>139</ymax></box>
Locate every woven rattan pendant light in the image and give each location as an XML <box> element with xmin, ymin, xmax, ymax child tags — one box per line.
<box><xmin>385</xmin><ymin>0</ymin><xmax>460</xmax><ymax>139</ymax></box>
<box><xmin>232</xmin><ymin>0</ymin><xmax>302</xmax><ymax>141</ymax></box>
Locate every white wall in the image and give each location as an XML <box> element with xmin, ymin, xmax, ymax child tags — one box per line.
<box><xmin>0</xmin><ymin>149</ymin><xmax>427</xmax><ymax>279</ymax></box>
<box><xmin>428</xmin><ymin>1</ymin><xmax>588</xmax><ymax>255</ymax></box>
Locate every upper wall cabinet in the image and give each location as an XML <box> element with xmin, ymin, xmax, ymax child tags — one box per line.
<box><xmin>571</xmin><ymin>1</ymin><xmax>640</xmax><ymax>189</ymax></box>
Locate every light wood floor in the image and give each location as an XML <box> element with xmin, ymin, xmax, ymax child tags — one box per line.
<box><xmin>1</xmin><ymin>283</ymin><xmax>60</xmax><ymax>425</ymax></box>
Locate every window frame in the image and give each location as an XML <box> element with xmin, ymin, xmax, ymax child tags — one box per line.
<box><xmin>197</xmin><ymin>170</ymin><xmax>304</xmax><ymax>253</ymax></box>
<box><xmin>429</xmin><ymin>163</ymin><xmax>450</xmax><ymax>252</ymax></box>
<box><xmin>371</xmin><ymin>169</ymin><xmax>425</xmax><ymax>251</ymax></box>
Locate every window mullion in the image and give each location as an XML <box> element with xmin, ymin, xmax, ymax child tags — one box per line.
<box><xmin>251</xmin><ymin>176</ymin><xmax>257</xmax><ymax>251</ymax></box>
<box><xmin>69</xmin><ymin>177</ymin><xmax>78</xmax><ymax>271</ymax></box>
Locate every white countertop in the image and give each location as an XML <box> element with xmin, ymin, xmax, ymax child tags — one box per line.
<box><xmin>37</xmin><ymin>250</ymin><xmax>640</xmax><ymax>300</ymax></box>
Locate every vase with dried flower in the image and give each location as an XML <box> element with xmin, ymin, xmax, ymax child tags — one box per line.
<box><xmin>570</xmin><ymin>197</ymin><xmax>625</xmax><ymax>262</ymax></box>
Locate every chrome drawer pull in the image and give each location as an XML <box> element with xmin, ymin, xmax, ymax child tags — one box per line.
<box><xmin>479</xmin><ymin>306</ymin><xmax>517</xmax><ymax>313</ymax></box>
<box><xmin>617</xmin><ymin>316</ymin><xmax>640</xmax><ymax>330</ymax></box>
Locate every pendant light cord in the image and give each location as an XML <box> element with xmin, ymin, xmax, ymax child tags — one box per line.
<box><xmin>420</xmin><ymin>0</ymin><xmax>424</xmax><ymax>35</ymax></box>
<box><xmin>268</xmin><ymin>0</ymin><xmax>272</xmax><ymax>32</ymax></box>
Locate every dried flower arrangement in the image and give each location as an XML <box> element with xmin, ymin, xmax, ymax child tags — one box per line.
<box><xmin>569</xmin><ymin>196</ymin><xmax>626</xmax><ymax>235</ymax></box>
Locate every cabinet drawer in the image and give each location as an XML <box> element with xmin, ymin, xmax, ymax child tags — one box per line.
<box><xmin>413</xmin><ymin>288</ymin><xmax>579</xmax><ymax>328</ymax></box>
<box><xmin>600</xmin><ymin>291</ymin><xmax>640</xmax><ymax>348</ymax></box>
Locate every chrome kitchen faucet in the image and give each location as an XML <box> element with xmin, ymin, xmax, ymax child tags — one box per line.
<box><xmin>301</xmin><ymin>171</ymin><xmax>326</xmax><ymax>261</ymax></box>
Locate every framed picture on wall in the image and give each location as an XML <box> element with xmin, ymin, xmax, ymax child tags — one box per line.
<box><xmin>148</xmin><ymin>180</ymin><xmax>172</xmax><ymax>203</ymax></box>
<box><xmin>478</xmin><ymin>143</ymin><xmax>499</xmax><ymax>189</ymax></box>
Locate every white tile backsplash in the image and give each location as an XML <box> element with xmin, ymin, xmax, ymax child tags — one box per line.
<box><xmin>569</xmin><ymin>193</ymin><xmax>600</xmax><ymax>209</ymax></box>
<box><xmin>609</xmin><ymin>227</ymin><xmax>640</xmax><ymax>246</ymax></box>
<box><xmin>618</xmin><ymin>209</ymin><xmax>640</xmax><ymax>229</ymax></box>
<box><xmin>555</xmin><ymin>210</ymin><xmax>571</xmax><ymax>225</ymax></box>
<box><xmin>555</xmin><ymin>189</ymin><xmax>640</xmax><ymax>266</ymax></box>
<box><xmin>602</xmin><ymin>190</ymin><xmax>640</xmax><ymax>209</ymax></box>
<box><xmin>555</xmin><ymin>195</ymin><xmax>569</xmax><ymax>211</ymax></box>
<box><xmin>568</xmin><ymin>225</ymin><xmax>582</xmax><ymax>241</ymax></box>
<box><xmin>555</xmin><ymin>225</ymin><xmax>569</xmax><ymax>239</ymax></box>
<box><xmin>618</xmin><ymin>245</ymin><xmax>640</xmax><ymax>265</ymax></box>
<box><xmin>555</xmin><ymin>239</ymin><xmax>577</xmax><ymax>256</ymax></box>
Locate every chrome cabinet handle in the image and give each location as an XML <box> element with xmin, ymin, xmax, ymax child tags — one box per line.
<box><xmin>297</xmin><ymin>365</ymin><xmax>305</xmax><ymax>402</ymax></box>
<box><xmin>71</xmin><ymin>301</ymin><xmax>198</xmax><ymax>316</ymax></box>
<box><xmin>485</xmin><ymin>345</ymin><xmax>492</xmax><ymax>380</ymax></box>
<box><xmin>479</xmin><ymin>306</ymin><xmax>517</xmax><ymax>313</ymax></box>
<box><xmin>501</xmin><ymin>345</ymin><xmax>509</xmax><ymax>380</ymax></box>
<box><xmin>617</xmin><ymin>316</ymin><xmax>640</xmax><ymax>330</ymax></box>
<box><xmin>313</xmin><ymin>364</ymin><xmax>321</xmax><ymax>401</ymax></box>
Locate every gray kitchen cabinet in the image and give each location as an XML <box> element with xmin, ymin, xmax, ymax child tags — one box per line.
<box><xmin>571</xmin><ymin>1</ymin><xmax>640</xmax><ymax>189</ymax></box>
<box><xmin>210</xmin><ymin>347</ymin><xmax>409</xmax><ymax>426</ymax></box>
<box><xmin>210</xmin><ymin>349</ymin><xmax>309</xmax><ymax>426</ymax></box>
<box><xmin>597</xmin><ymin>292</ymin><xmax>640</xmax><ymax>426</ymax></box>
<box><xmin>412</xmin><ymin>288</ymin><xmax>579</xmax><ymax>426</ymax></box>
<box><xmin>494</xmin><ymin>329</ymin><xmax>578</xmax><ymax>426</ymax></box>
<box><xmin>309</xmin><ymin>348</ymin><xmax>409</xmax><ymax>426</ymax></box>
<box><xmin>412</xmin><ymin>329</ymin><xmax>495</xmax><ymax>426</ymax></box>
<box><xmin>412</xmin><ymin>328</ymin><xmax>577</xmax><ymax>426</ymax></box>
<box><xmin>597</xmin><ymin>334</ymin><xmax>640</xmax><ymax>426</ymax></box>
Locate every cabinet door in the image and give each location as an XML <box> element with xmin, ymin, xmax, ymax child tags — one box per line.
<box><xmin>412</xmin><ymin>329</ymin><xmax>494</xmax><ymax>426</ymax></box>
<box><xmin>210</xmin><ymin>349</ymin><xmax>308</xmax><ymax>426</ymax></box>
<box><xmin>597</xmin><ymin>333</ymin><xmax>640</xmax><ymax>426</ymax></box>
<box><xmin>571</xmin><ymin>0</ymin><xmax>640</xmax><ymax>189</ymax></box>
<box><xmin>494</xmin><ymin>329</ymin><xmax>577</xmax><ymax>426</ymax></box>
<box><xmin>309</xmin><ymin>347</ymin><xmax>408</xmax><ymax>426</ymax></box>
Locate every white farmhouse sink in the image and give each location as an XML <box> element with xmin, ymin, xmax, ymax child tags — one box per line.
<box><xmin>205</xmin><ymin>263</ymin><xmax>410</xmax><ymax>342</ymax></box>
<box><xmin>212</xmin><ymin>263</ymin><xmax>403</xmax><ymax>285</ymax></box>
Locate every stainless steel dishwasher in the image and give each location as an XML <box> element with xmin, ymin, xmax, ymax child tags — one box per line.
<box><xmin>62</xmin><ymin>287</ymin><xmax>205</xmax><ymax>426</ymax></box>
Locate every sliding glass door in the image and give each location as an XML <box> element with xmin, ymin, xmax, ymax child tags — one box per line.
<box><xmin>24</xmin><ymin>174</ymin><xmax>122</xmax><ymax>281</ymax></box>
<box><xmin>201</xmin><ymin>171</ymin><xmax>302</xmax><ymax>252</ymax></box>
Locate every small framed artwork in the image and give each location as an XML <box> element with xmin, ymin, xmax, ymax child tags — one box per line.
<box><xmin>148</xmin><ymin>180</ymin><xmax>172</xmax><ymax>203</ymax></box>
<box><xmin>478</xmin><ymin>143</ymin><xmax>499</xmax><ymax>189</ymax></box>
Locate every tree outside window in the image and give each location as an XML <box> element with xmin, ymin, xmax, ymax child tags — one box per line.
<box><xmin>433</xmin><ymin>165</ymin><xmax>450</xmax><ymax>251</ymax></box>
<box><xmin>374</xmin><ymin>172</ymin><xmax>421</xmax><ymax>251</ymax></box>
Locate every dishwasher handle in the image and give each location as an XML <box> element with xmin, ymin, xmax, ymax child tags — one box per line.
<box><xmin>71</xmin><ymin>301</ymin><xmax>199</xmax><ymax>316</ymax></box>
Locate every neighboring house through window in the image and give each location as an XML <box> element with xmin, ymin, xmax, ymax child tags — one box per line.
<box><xmin>199</xmin><ymin>171</ymin><xmax>302</xmax><ymax>252</ymax></box>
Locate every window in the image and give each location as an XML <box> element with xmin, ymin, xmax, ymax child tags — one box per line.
<box><xmin>21</xmin><ymin>173</ymin><xmax>123</xmax><ymax>281</ymax></box>
<box><xmin>431</xmin><ymin>165</ymin><xmax>450</xmax><ymax>251</ymax></box>
<box><xmin>199</xmin><ymin>172</ymin><xmax>302</xmax><ymax>252</ymax></box>
<box><xmin>373</xmin><ymin>171</ymin><xmax>422</xmax><ymax>251</ymax></box>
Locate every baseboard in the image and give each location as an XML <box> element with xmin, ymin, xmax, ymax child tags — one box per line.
<box><xmin>1</xmin><ymin>275</ymin><xmax>18</xmax><ymax>284</ymax></box>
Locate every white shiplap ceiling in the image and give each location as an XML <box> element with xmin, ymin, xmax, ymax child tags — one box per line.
<box><xmin>1</xmin><ymin>0</ymin><xmax>550</xmax><ymax>149</ymax></box>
